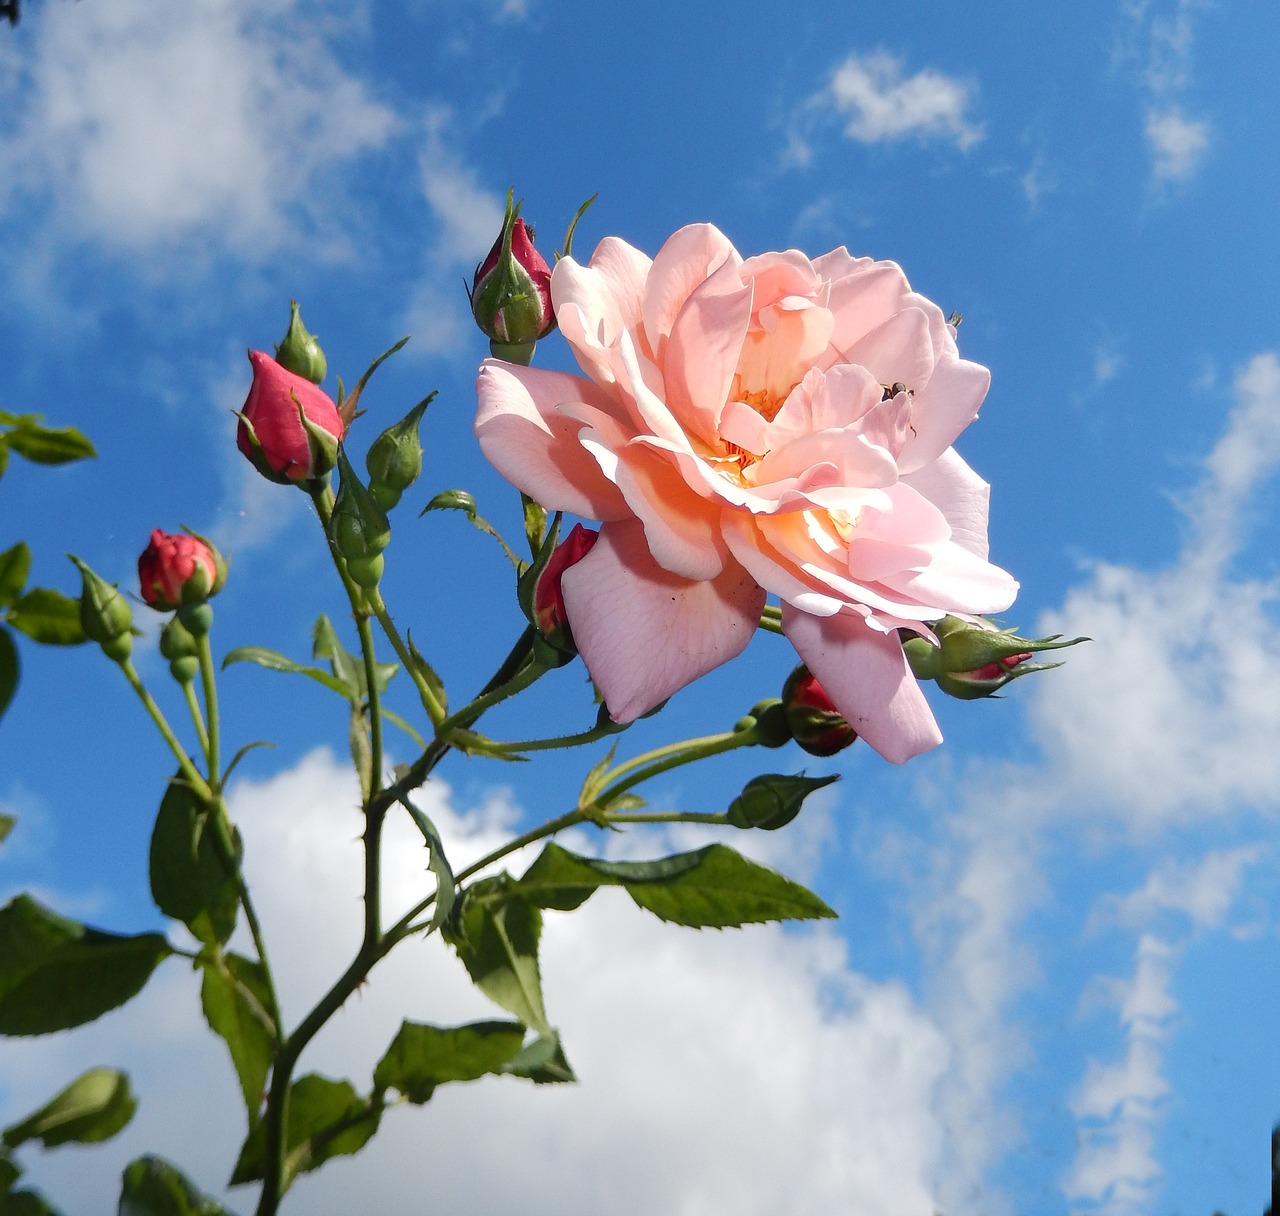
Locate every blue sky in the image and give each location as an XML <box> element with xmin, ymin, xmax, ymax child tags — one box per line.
<box><xmin>1</xmin><ymin>1</ymin><xmax>1277</xmax><ymax>1213</ymax></box>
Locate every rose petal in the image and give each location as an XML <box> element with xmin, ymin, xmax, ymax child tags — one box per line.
<box><xmin>897</xmin><ymin>354</ymin><xmax>990</xmax><ymax>475</ymax></box>
<box><xmin>900</xmin><ymin>448</ymin><xmax>992</xmax><ymax>558</ymax></box>
<box><xmin>475</xmin><ymin>361</ymin><xmax>630</xmax><ymax>519</ymax></box>
<box><xmin>782</xmin><ymin>604</ymin><xmax>943</xmax><ymax>764</ymax></box>
<box><xmin>642</xmin><ymin>223</ymin><xmax>741</xmax><ymax>359</ymax></box>
<box><xmin>561</xmin><ymin>519</ymin><xmax>765</xmax><ymax>722</ymax></box>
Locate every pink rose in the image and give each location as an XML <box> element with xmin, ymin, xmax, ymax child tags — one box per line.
<box><xmin>475</xmin><ymin>224</ymin><xmax>1018</xmax><ymax>762</ymax></box>
<box><xmin>138</xmin><ymin>528</ymin><xmax>226</xmax><ymax>611</ymax></box>
<box><xmin>236</xmin><ymin>350</ymin><xmax>344</xmax><ymax>484</ymax></box>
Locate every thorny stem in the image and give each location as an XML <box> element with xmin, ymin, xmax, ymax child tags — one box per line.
<box><xmin>196</xmin><ymin>632</ymin><xmax>221</xmax><ymax>787</ymax></box>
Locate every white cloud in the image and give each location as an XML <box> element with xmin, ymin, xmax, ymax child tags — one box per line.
<box><xmin>1027</xmin><ymin>352</ymin><xmax>1280</xmax><ymax>828</ymax></box>
<box><xmin>0</xmin><ymin>0</ymin><xmax>398</xmax><ymax>264</ymax></box>
<box><xmin>1094</xmin><ymin>342</ymin><xmax>1123</xmax><ymax>385</ymax></box>
<box><xmin>1144</xmin><ymin>106</ymin><xmax>1210</xmax><ymax>183</ymax></box>
<box><xmin>1</xmin><ymin>749</ymin><xmax>951</xmax><ymax>1216</ymax></box>
<box><xmin>1119</xmin><ymin>1</ymin><xmax>1212</xmax><ymax>187</ymax></box>
<box><xmin>821</xmin><ymin>51</ymin><xmax>983</xmax><ymax>151</ymax></box>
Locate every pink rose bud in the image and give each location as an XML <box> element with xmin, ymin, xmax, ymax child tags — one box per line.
<box><xmin>532</xmin><ymin>523</ymin><xmax>598</xmax><ymax>653</ymax></box>
<box><xmin>236</xmin><ymin>350</ymin><xmax>344</xmax><ymax>484</ymax></box>
<box><xmin>781</xmin><ymin>664</ymin><xmax>858</xmax><ymax>757</ymax></box>
<box><xmin>137</xmin><ymin>528</ymin><xmax>227</xmax><ymax>611</ymax></box>
<box><xmin>470</xmin><ymin>191</ymin><xmax>554</xmax><ymax>365</ymax></box>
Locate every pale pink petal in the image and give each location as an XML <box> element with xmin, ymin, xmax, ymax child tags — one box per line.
<box><xmin>721</xmin><ymin>512</ymin><xmax>845</xmax><ymax>617</ymax></box>
<box><xmin>843</xmin><ymin>306</ymin><xmax>936</xmax><ymax>393</ymax></box>
<box><xmin>900</xmin><ymin>448</ymin><xmax>992</xmax><ymax>558</ymax></box>
<box><xmin>809</xmin><ymin>246</ymin><xmax>876</xmax><ymax>282</ymax></box>
<box><xmin>642</xmin><ymin>224</ymin><xmax>741</xmax><ymax>358</ymax></box>
<box><xmin>611</xmin><ymin>442</ymin><xmax>727</xmax><ymax>580</ymax></box>
<box><xmin>822</xmin><ymin>261</ymin><xmax>913</xmax><ymax>363</ymax></box>
<box><xmin>753</xmin><ymin>426</ymin><xmax>898</xmax><ymax>490</ymax></box>
<box><xmin>771</xmin><ymin>363</ymin><xmax>885</xmax><ymax>437</ymax></box>
<box><xmin>664</xmin><ymin>257</ymin><xmax>754</xmax><ymax>445</ymax></box>
<box><xmin>879</xmin><ymin>542</ymin><xmax>1019</xmax><ymax>615</ymax></box>
<box><xmin>739</xmin><ymin>249</ymin><xmax>823</xmax><ymax>308</ymax></box>
<box><xmin>561</xmin><ymin>520</ymin><xmax>765</xmax><ymax>722</ymax></box>
<box><xmin>782</xmin><ymin>604</ymin><xmax>943</xmax><ymax>764</ymax></box>
<box><xmin>475</xmin><ymin>361</ymin><xmax>629</xmax><ymax>519</ymax></box>
<box><xmin>552</xmin><ymin>237</ymin><xmax>655</xmax><ymax>383</ymax></box>
<box><xmin>897</xmin><ymin>354</ymin><xmax>990</xmax><ymax>475</ymax></box>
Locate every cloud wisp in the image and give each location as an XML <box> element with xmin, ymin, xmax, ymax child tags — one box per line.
<box><xmin>788</xmin><ymin>49</ymin><xmax>982</xmax><ymax>166</ymax></box>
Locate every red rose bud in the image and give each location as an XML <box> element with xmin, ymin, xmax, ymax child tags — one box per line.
<box><xmin>903</xmin><ymin>615</ymin><xmax>1088</xmax><ymax>701</ymax></box>
<box><xmin>236</xmin><ymin>350</ymin><xmax>344</xmax><ymax>485</ymax></box>
<box><xmin>532</xmin><ymin>523</ymin><xmax>597</xmax><ymax>645</ymax></box>
<box><xmin>470</xmin><ymin>190</ymin><xmax>554</xmax><ymax>364</ymax></box>
<box><xmin>137</xmin><ymin>528</ymin><xmax>226</xmax><ymax>612</ymax></box>
<box><xmin>273</xmin><ymin>299</ymin><xmax>327</xmax><ymax>384</ymax></box>
<box><xmin>781</xmin><ymin>664</ymin><xmax>858</xmax><ymax>757</ymax></box>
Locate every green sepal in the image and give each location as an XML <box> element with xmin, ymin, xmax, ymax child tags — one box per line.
<box><xmin>312</xmin><ymin>615</ymin><xmax>396</xmax><ymax>705</ymax></box>
<box><xmin>5</xmin><ymin>589</ymin><xmax>86</xmax><ymax>646</ymax></box>
<box><xmin>515</xmin><ymin>842</ymin><xmax>836</xmax><ymax>927</ymax></box>
<box><xmin>148</xmin><ymin>780</ymin><xmax>240</xmax><ymax>948</ymax></box>
<box><xmin>334</xmin><ymin>336</ymin><xmax>409</xmax><ymax>430</ymax></box>
<box><xmin>725</xmin><ymin>772</ymin><xmax>838</xmax><ymax>831</ymax></box>
<box><xmin>0</xmin><ymin>543</ymin><xmax>30</xmax><ymax>607</ymax></box>
<box><xmin>0</xmin><ymin>896</ymin><xmax>171</xmax><ymax>1035</ymax></box>
<box><xmin>200</xmin><ymin>952</ymin><xmax>276</xmax><ymax>1125</ymax></box>
<box><xmin>68</xmin><ymin>557</ymin><xmax>132</xmax><ymax>657</ymax></box>
<box><xmin>372</xmin><ymin>1020</ymin><xmax>525</xmax><ymax>1104</ymax></box>
<box><xmin>328</xmin><ymin>449</ymin><xmax>390</xmax><ymax>567</ymax></box>
<box><xmin>520</xmin><ymin>493</ymin><xmax>547</xmax><ymax>558</ymax></box>
<box><xmin>118</xmin><ymin>1155</ymin><xmax>238</xmax><ymax>1216</ymax></box>
<box><xmin>442</xmin><ymin>879</ymin><xmax>550</xmax><ymax>1035</ymax></box>
<box><xmin>406</xmin><ymin>634</ymin><xmax>447</xmax><ymax>717</ymax></box>
<box><xmin>2</xmin><ymin>1068</ymin><xmax>136</xmax><ymax>1150</ymax></box>
<box><xmin>229</xmin><ymin>1075</ymin><xmax>380</xmax><ymax>1185</ymax></box>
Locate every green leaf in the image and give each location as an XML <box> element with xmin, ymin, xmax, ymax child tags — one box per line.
<box><xmin>311</xmin><ymin>615</ymin><xmax>397</xmax><ymax>703</ymax></box>
<box><xmin>218</xmin><ymin>741</ymin><xmax>274</xmax><ymax>787</ymax></box>
<box><xmin>406</xmin><ymin>633</ymin><xmax>447</xmax><ymax>717</ymax></box>
<box><xmin>443</xmin><ymin>879</ymin><xmax>549</xmax><ymax>1034</ymax></box>
<box><xmin>419</xmin><ymin>490</ymin><xmax>523</xmax><ymax>571</ymax></box>
<box><xmin>725</xmin><ymin>772</ymin><xmax>839</xmax><ymax>831</ymax></box>
<box><xmin>372</xmin><ymin>1020</ymin><xmax>524</xmax><ymax>1103</ymax></box>
<box><xmin>517</xmin><ymin>842</ymin><xmax>837</xmax><ymax>928</ymax></box>
<box><xmin>0</xmin><ymin>1156</ymin><xmax>20</xmax><ymax>1191</ymax></box>
<box><xmin>148</xmin><ymin>781</ymin><xmax>239</xmax><ymax>947</ymax></box>
<box><xmin>3</xmin><ymin>1068</ymin><xmax>136</xmax><ymax>1149</ymax></box>
<box><xmin>402</xmin><ymin>804</ymin><xmax>455</xmax><ymax>932</ymax></box>
<box><xmin>0</xmin><ymin>627</ymin><xmax>17</xmax><ymax>723</ymax></box>
<box><xmin>0</xmin><ymin>814</ymin><xmax>13</xmax><ymax>848</ymax></box>
<box><xmin>4</xmin><ymin>422</ymin><xmax>95</xmax><ymax>466</ymax></box>
<box><xmin>0</xmin><ymin>543</ymin><xmax>30</xmax><ymax>607</ymax></box>
<box><xmin>229</xmin><ymin>1075</ymin><xmax>379</xmax><ymax>1185</ymax></box>
<box><xmin>0</xmin><ymin>1187</ymin><xmax>63</xmax><ymax>1214</ymax></box>
<box><xmin>379</xmin><ymin>707</ymin><xmax>425</xmax><ymax>750</ymax></box>
<box><xmin>220</xmin><ymin>647</ymin><xmax>348</xmax><ymax>699</ymax></box>
<box><xmin>118</xmin><ymin>1155</ymin><xmax>236</xmax><ymax>1216</ymax></box>
<box><xmin>498</xmin><ymin>1032</ymin><xmax>576</xmax><ymax>1085</ymax></box>
<box><xmin>0</xmin><ymin>896</ymin><xmax>170</xmax><ymax>1035</ymax></box>
<box><xmin>5</xmin><ymin>589</ymin><xmax>85</xmax><ymax>646</ymax></box>
<box><xmin>200</xmin><ymin>953</ymin><xmax>276</xmax><ymax>1124</ymax></box>
<box><xmin>577</xmin><ymin>742</ymin><xmax>618</xmax><ymax>810</ymax></box>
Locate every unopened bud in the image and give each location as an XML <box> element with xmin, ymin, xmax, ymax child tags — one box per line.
<box><xmin>781</xmin><ymin>665</ymin><xmax>858</xmax><ymax>756</ymax></box>
<box><xmin>470</xmin><ymin>190</ymin><xmax>554</xmax><ymax>364</ymax></box>
<box><xmin>365</xmin><ymin>393</ymin><xmax>435</xmax><ymax>511</ymax></box>
<box><xmin>69</xmin><ymin>556</ymin><xmax>133</xmax><ymax>662</ymax></box>
<box><xmin>329</xmin><ymin>449</ymin><xmax>390</xmax><ymax>589</ymax></box>
<box><xmin>274</xmin><ymin>299</ymin><xmax>328</xmax><ymax>384</ymax></box>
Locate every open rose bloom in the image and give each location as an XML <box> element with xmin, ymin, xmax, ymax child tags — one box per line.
<box><xmin>476</xmin><ymin>225</ymin><xmax>1019</xmax><ymax>763</ymax></box>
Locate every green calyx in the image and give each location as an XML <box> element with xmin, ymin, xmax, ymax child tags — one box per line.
<box><xmin>329</xmin><ymin>449</ymin><xmax>391</xmax><ymax>588</ymax></box>
<box><xmin>68</xmin><ymin>555</ymin><xmax>133</xmax><ymax>661</ymax></box>
<box><xmin>365</xmin><ymin>392</ymin><xmax>435</xmax><ymax>511</ymax></box>
<box><xmin>274</xmin><ymin>299</ymin><xmax>328</xmax><ymax>385</ymax></box>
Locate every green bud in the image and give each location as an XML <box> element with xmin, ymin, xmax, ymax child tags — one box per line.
<box><xmin>274</xmin><ymin>299</ymin><xmax>328</xmax><ymax>384</ymax></box>
<box><xmin>330</xmin><ymin>448</ymin><xmax>391</xmax><ymax>574</ymax></box>
<box><xmin>365</xmin><ymin>393</ymin><xmax>435</xmax><ymax>511</ymax></box>
<box><xmin>742</xmin><ymin>698</ymin><xmax>792</xmax><ymax>748</ymax></box>
<box><xmin>69</xmin><ymin>555</ymin><xmax>133</xmax><ymax>661</ymax></box>
<box><xmin>726</xmin><ymin>772</ymin><xmax>839</xmax><ymax>831</ymax></box>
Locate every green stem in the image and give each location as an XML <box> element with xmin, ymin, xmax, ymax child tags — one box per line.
<box><xmin>600</xmin><ymin>811</ymin><xmax>732</xmax><ymax>826</ymax></box>
<box><xmin>469</xmin><ymin>717</ymin><xmax>627</xmax><ymax>755</ymax></box>
<box><xmin>366</xmin><ymin>587</ymin><xmax>446</xmax><ymax>726</ymax></box>
<box><xmin>180</xmin><ymin>679</ymin><xmax>210</xmax><ymax>761</ymax></box>
<box><xmin>435</xmin><ymin>655</ymin><xmax>545</xmax><ymax>736</ymax></box>
<box><xmin>196</xmin><ymin>633</ymin><xmax>221</xmax><ymax>788</ymax></box>
<box><xmin>116</xmin><ymin>658</ymin><xmax>212</xmax><ymax>800</ymax></box>
<box><xmin>595</xmin><ymin>726</ymin><xmax>761</xmax><ymax>806</ymax></box>
<box><xmin>356</xmin><ymin>613</ymin><xmax>385</xmax><ymax>949</ymax></box>
<box><xmin>758</xmin><ymin>604</ymin><xmax>784</xmax><ymax>636</ymax></box>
